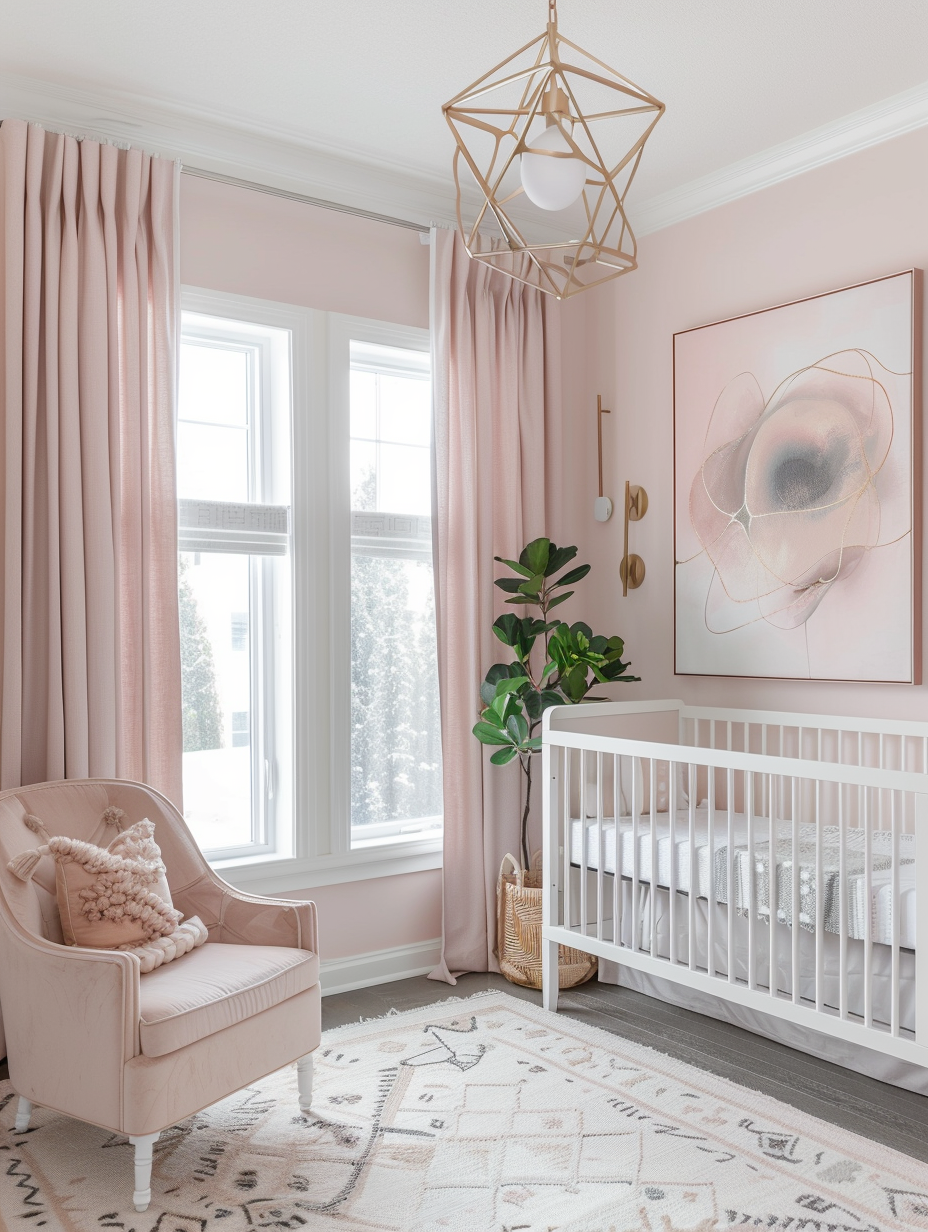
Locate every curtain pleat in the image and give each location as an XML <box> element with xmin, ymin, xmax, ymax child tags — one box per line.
<box><xmin>429</xmin><ymin>228</ymin><xmax>563</xmax><ymax>981</ymax></box>
<box><xmin>0</xmin><ymin>118</ymin><xmax>182</xmax><ymax>802</ymax></box>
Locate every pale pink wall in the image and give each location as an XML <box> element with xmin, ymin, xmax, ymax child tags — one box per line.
<box><xmin>564</xmin><ymin>125</ymin><xmax>928</xmax><ymax>720</ymax></box>
<box><xmin>180</xmin><ymin>174</ymin><xmax>429</xmax><ymax>326</ymax></box>
<box><xmin>299</xmin><ymin>873</ymin><xmax>442</xmax><ymax>962</ymax></box>
<box><xmin>180</xmin><ymin>175</ymin><xmax>439</xmax><ymax>959</ymax></box>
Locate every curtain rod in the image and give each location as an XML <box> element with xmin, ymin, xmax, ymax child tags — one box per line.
<box><xmin>181</xmin><ymin>165</ymin><xmax>431</xmax><ymax>235</ymax></box>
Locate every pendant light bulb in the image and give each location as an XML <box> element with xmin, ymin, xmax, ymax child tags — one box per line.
<box><xmin>520</xmin><ymin>123</ymin><xmax>586</xmax><ymax>211</ymax></box>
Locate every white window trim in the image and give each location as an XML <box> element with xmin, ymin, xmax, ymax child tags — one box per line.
<box><xmin>181</xmin><ymin>289</ymin><xmax>442</xmax><ymax>894</ymax></box>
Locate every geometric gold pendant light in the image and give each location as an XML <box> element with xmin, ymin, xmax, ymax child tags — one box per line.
<box><xmin>442</xmin><ymin>1</ymin><xmax>665</xmax><ymax>299</ymax></box>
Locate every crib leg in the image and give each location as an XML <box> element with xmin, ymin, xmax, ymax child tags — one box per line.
<box><xmin>14</xmin><ymin>1098</ymin><xmax>33</xmax><ymax>1133</ymax></box>
<box><xmin>128</xmin><ymin>1131</ymin><xmax>159</xmax><ymax>1212</ymax></box>
<box><xmin>542</xmin><ymin>938</ymin><xmax>559</xmax><ymax>1013</ymax></box>
<box><xmin>297</xmin><ymin>1052</ymin><xmax>314</xmax><ymax>1113</ymax></box>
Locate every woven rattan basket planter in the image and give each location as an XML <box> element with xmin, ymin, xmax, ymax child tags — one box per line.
<box><xmin>496</xmin><ymin>854</ymin><xmax>597</xmax><ymax>990</ymax></box>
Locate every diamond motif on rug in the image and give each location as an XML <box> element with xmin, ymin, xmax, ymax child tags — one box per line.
<box><xmin>0</xmin><ymin>991</ymin><xmax>923</xmax><ymax>1230</ymax></box>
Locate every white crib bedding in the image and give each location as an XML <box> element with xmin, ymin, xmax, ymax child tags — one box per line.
<box><xmin>569</xmin><ymin>812</ymin><xmax>916</xmax><ymax>949</ymax></box>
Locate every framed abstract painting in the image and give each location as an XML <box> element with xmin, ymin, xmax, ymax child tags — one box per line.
<box><xmin>674</xmin><ymin>270</ymin><xmax>921</xmax><ymax>683</ymax></box>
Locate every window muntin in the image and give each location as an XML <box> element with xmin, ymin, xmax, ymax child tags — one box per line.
<box><xmin>177</xmin><ymin>311</ymin><xmax>292</xmax><ymax>860</ymax></box>
<box><xmin>348</xmin><ymin>339</ymin><xmax>442</xmax><ymax>847</ymax></box>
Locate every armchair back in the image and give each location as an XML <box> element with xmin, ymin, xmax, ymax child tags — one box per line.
<box><xmin>0</xmin><ymin>779</ymin><xmax>210</xmax><ymax>944</ymax></box>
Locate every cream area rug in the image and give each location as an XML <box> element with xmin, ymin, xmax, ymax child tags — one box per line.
<box><xmin>1</xmin><ymin>992</ymin><xmax>926</xmax><ymax>1231</ymax></box>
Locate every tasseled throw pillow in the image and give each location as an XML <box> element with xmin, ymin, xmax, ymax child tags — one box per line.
<box><xmin>7</xmin><ymin>813</ymin><xmax>208</xmax><ymax>973</ymax></box>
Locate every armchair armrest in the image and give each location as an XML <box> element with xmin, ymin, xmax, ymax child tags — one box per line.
<box><xmin>0</xmin><ymin>912</ymin><xmax>140</xmax><ymax>1129</ymax></box>
<box><xmin>212</xmin><ymin>878</ymin><xmax>318</xmax><ymax>953</ymax></box>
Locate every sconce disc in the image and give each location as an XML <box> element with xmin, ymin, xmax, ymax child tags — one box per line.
<box><xmin>627</xmin><ymin>485</ymin><xmax>648</xmax><ymax>521</ymax></box>
<box><xmin>620</xmin><ymin>553</ymin><xmax>646</xmax><ymax>589</ymax></box>
<box><xmin>594</xmin><ymin>496</ymin><xmax>613</xmax><ymax>522</ymax></box>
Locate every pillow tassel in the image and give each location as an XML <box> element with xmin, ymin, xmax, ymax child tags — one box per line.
<box><xmin>102</xmin><ymin>806</ymin><xmax>126</xmax><ymax>831</ymax></box>
<box><xmin>7</xmin><ymin>846</ymin><xmax>48</xmax><ymax>881</ymax></box>
<box><xmin>22</xmin><ymin>814</ymin><xmax>50</xmax><ymax>841</ymax></box>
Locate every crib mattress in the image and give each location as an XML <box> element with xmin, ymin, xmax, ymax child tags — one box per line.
<box><xmin>569</xmin><ymin>812</ymin><xmax>916</xmax><ymax>949</ymax></box>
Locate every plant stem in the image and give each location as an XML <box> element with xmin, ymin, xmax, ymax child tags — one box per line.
<box><xmin>520</xmin><ymin>754</ymin><xmax>533</xmax><ymax>870</ymax></box>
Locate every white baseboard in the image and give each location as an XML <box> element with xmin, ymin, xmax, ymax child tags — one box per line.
<box><xmin>320</xmin><ymin>938</ymin><xmax>442</xmax><ymax>997</ymax></box>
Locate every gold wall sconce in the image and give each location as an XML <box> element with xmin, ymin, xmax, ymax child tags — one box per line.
<box><xmin>594</xmin><ymin>395</ymin><xmax>613</xmax><ymax>522</ymax></box>
<box><xmin>620</xmin><ymin>481</ymin><xmax>648</xmax><ymax>596</ymax></box>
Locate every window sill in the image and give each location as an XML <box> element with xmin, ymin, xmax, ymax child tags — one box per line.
<box><xmin>210</xmin><ymin>837</ymin><xmax>443</xmax><ymax>896</ymax></box>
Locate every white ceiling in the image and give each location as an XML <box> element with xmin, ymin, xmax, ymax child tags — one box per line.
<box><xmin>2</xmin><ymin>0</ymin><xmax>928</xmax><ymax>217</ymax></box>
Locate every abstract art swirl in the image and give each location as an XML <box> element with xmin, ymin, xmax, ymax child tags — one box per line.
<box><xmin>674</xmin><ymin>272</ymin><xmax>917</xmax><ymax>682</ymax></box>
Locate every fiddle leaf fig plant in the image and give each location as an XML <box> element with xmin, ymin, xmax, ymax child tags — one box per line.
<box><xmin>473</xmin><ymin>537</ymin><xmax>639</xmax><ymax>868</ymax></box>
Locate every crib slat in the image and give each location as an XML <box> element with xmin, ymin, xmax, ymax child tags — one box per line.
<box><xmin>596</xmin><ymin>752</ymin><xmax>604</xmax><ymax>943</ymax></box>
<box><xmin>768</xmin><ymin>776</ymin><xmax>777</xmax><ymax>1002</ymax></box>
<box><xmin>864</xmin><ymin>786</ymin><xmax>873</xmax><ymax>1029</ymax></box>
<box><xmin>649</xmin><ymin>758</ymin><xmax>658</xmax><ymax>959</ymax></box>
<box><xmin>747</xmin><ymin>771</ymin><xmax>756</xmax><ymax>991</ymax></box>
<box><xmin>613</xmin><ymin>754</ymin><xmax>620</xmax><ymax>948</ymax></box>
<box><xmin>632</xmin><ymin>757</ymin><xmax>640</xmax><ymax>953</ymax></box>
<box><xmin>708</xmin><ymin>754</ymin><xmax>716</xmax><ymax>979</ymax></box>
<box><xmin>791</xmin><ymin>778</ymin><xmax>800</xmax><ymax>1006</ymax></box>
<box><xmin>669</xmin><ymin>758</ymin><xmax>678</xmax><ymax>967</ymax></box>
<box><xmin>727</xmin><ymin>768</ymin><xmax>735</xmax><ymax>985</ymax></box>
<box><xmin>563</xmin><ymin>749</ymin><xmax>572</xmax><ymax>932</ymax></box>
<box><xmin>815</xmin><ymin>778</ymin><xmax>824</xmax><ymax>1014</ymax></box>
<box><xmin>580</xmin><ymin>751</ymin><xmax>588</xmax><ymax>940</ymax></box>
<box><xmin>839</xmin><ymin>781</ymin><xmax>848</xmax><ymax>1020</ymax></box>
<box><xmin>688</xmin><ymin>762</ymin><xmax>697</xmax><ymax>973</ymax></box>
<box><xmin>891</xmin><ymin>788</ymin><xmax>900</xmax><ymax>1038</ymax></box>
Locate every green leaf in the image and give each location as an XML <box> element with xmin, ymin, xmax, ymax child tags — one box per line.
<box><xmin>481</xmin><ymin>662</ymin><xmax>522</xmax><ymax>706</ymax></box>
<box><xmin>494</xmin><ymin>577</ymin><xmax>526</xmax><ymax>594</ymax></box>
<box><xmin>494</xmin><ymin>556</ymin><xmax>534</xmax><ymax>578</ymax></box>
<box><xmin>546</xmin><ymin>590</ymin><xmax>573</xmax><ymax>610</ymax></box>
<box><xmin>473</xmin><ymin>721</ymin><xmax>512</xmax><ymax>746</ymax></box>
<box><xmin>492</xmin><ymin>613</ymin><xmax>523</xmax><ymax>650</ymax></box>
<box><xmin>544</xmin><ymin>544</ymin><xmax>578</xmax><ymax>577</ymax></box>
<box><xmin>540</xmin><ymin>689</ymin><xmax>566</xmax><ymax>707</ymax></box>
<box><xmin>517</xmin><ymin>573</ymin><xmax>545</xmax><ymax>597</ymax></box>
<box><xmin>506</xmin><ymin>595</ymin><xmax>539</xmax><ymax>606</ymax></box>
<box><xmin>552</xmin><ymin>562</ymin><xmax>590</xmax><ymax>588</ymax></box>
<box><xmin>493</xmin><ymin>675</ymin><xmax>529</xmax><ymax>700</ymax></box>
<box><xmin>506</xmin><ymin>713</ymin><xmax>529</xmax><ymax>744</ymax></box>
<box><xmin>524</xmin><ymin>737</ymin><xmax>543</xmax><ymax>750</ymax></box>
<box><xmin>540</xmin><ymin>660</ymin><xmax>557</xmax><ymax>682</ymax></box>
<box><xmin>520</xmin><ymin>537</ymin><xmax>551</xmax><ymax>576</ymax></box>
<box><xmin>490</xmin><ymin>746</ymin><xmax>519</xmax><ymax>766</ymax></box>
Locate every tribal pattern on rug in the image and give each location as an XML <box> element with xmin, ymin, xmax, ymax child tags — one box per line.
<box><xmin>0</xmin><ymin>991</ymin><xmax>926</xmax><ymax>1231</ymax></box>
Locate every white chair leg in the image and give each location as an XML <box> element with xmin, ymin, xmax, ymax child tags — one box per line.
<box><xmin>14</xmin><ymin>1098</ymin><xmax>33</xmax><ymax>1133</ymax></box>
<box><xmin>296</xmin><ymin>1052</ymin><xmax>314</xmax><ymax>1113</ymax></box>
<box><xmin>128</xmin><ymin>1131</ymin><xmax>159</xmax><ymax>1212</ymax></box>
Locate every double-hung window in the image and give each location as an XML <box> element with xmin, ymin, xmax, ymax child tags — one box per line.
<box><xmin>176</xmin><ymin>295</ymin><xmax>442</xmax><ymax>890</ymax></box>
<box><xmin>176</xmin><ymin>297</ymin><xmax>292</xmax><ymax>861</ymax></box>
<box><xmin>347</xmin><ymin>337</ymin><xmax>442</xmax><ymax>847</ymax></box>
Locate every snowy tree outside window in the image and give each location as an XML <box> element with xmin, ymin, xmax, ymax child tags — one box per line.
<box><xmin>349</xmin><ymin>344</ymin><xmax>443</xmax><ymax>841</ymax></box>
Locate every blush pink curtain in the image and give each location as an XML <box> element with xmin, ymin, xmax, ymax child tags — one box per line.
<box><xmin>429</xmin><ymin>228</ymin><xmax>563</xmax><ymax>982</ymax></box>
<box><xmin>0</xmin><ymin>119</ymin><xmax>183</xmax><ymax>803</ymax></box>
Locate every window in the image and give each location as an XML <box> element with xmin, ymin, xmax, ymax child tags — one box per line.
<box><xmin>177</xmin><ymin>305</ymin><xmax>292</xmax><ymax>860</ymax></box>
<box><xmin>177</xmin><ymin>293</ymin><xmax>442</xmax><ymax>893</ymax></box>
<box><xmin>348</xmin><ymin>342</ymin><xmax>443</xmax><ymax>846</ymax></box>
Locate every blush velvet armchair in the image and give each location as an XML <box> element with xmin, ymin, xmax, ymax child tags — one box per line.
<box><xmin>0</xmin><ymin>778</ymin><xmax>321</xmax><ymax>1212</ymax></box>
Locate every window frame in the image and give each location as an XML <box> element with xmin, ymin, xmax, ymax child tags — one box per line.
<box><xmin>178</xmin><ymin>304</ymin><xmax>294</xmax><ymax>864</ymax></box>
<box><xmin>181</xmin><ymin>289</ymin><xmax>442</xmax><ymax>895</ymax></box>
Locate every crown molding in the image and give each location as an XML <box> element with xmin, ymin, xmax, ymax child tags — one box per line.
<box><xmin>3</xmin><ymin>69</ymin><xmax>928</xmax><ymax>240</ymax></box>
<box><xmin>633</xmin><ymin>78</ymin><xmax>928</xmax><ymax>237</ymax></box>
<box><xmin>0</xmin><ymin>69</ymin><xmax>462</xmax><ymax>229</ymax></box>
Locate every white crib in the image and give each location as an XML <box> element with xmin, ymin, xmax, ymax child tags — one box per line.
<box><xmin>541</xmin><ymin>700</ymin><xmax>928</xmax><ymax>1074</ymax></box>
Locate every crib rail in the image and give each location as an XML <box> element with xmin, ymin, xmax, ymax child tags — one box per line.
<box><xmin>541</xmin><ymin>707</ymin><xmax>928</xmax><ymax>1069</ymax></box>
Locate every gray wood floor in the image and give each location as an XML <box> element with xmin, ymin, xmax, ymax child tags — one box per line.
<box><xmin>323</xmin><ymin>972</ymin><xmax>928</xmax><ymax>1164</ymax></box>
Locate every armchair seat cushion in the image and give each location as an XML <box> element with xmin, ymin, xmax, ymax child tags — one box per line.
<box><xmin>138</xmin><ymin>942</ymin><xmax>319</xmax><ymax>1058</ymax></box>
